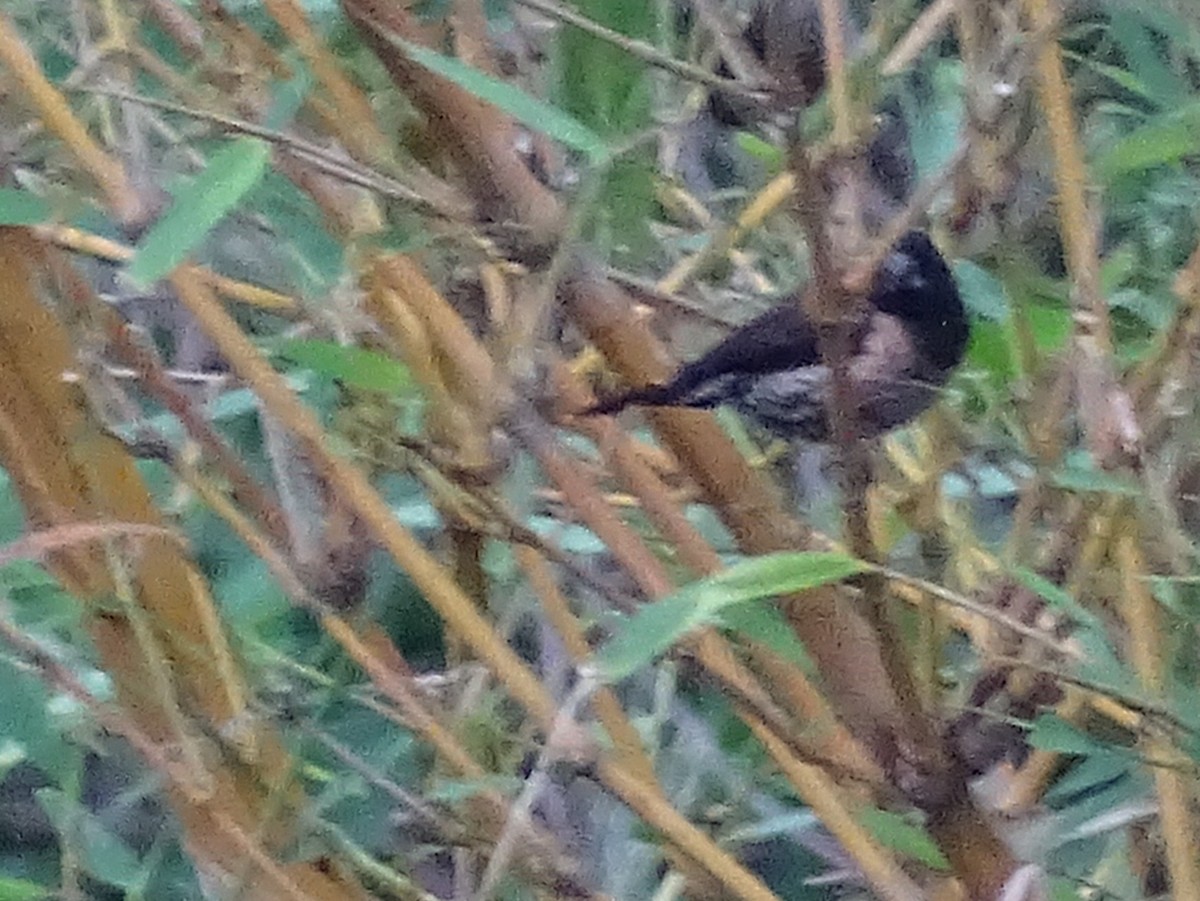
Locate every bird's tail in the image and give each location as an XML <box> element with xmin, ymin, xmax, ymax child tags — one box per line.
<box><xmin>584</xmin><ymin>383</ymin><xmax>679</xmax><ymax>416</ymax></box>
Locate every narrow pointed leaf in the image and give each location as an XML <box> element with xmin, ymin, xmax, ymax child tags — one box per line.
<box><xmin>394</xmin><ymin>39</ymin><xmax>609</xmax><ymax>164</ymax></box>
<box><xmin>0</xmin><ymin>189</ymin><xmax>50</xmax><ymax>226</ymax></box>
<box><xmin>273</xmin><ymin>339</ymin><xmax>415</xmax><ymax>395</ymax></box>
<box><xmin>127</xmin><ymin>137</ymin><xmax>271</xmax><ymax>287</ymax></box>
<box><xmin>858</xmin><ymin>808</ymin><xmax>950</xmax><ymax>870</ymax></box>
<box><xmin>595</xmin><ymin>551</ymin><xmax>864</xmax><ymax>680</ymax></box>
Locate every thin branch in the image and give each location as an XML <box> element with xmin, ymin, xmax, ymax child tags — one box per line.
<box><xmin>882</xmin><ymin>0</ymin><xmax>961</xmax><ymax>76</ymax></box>
<box><xmin>1024</xmin><ymin>0</ymin><xmax>1140</xmax><ymax>464</ymax></box>
<box><xmin>512</xmin><ymin>0</ymin><xmax>766</xmax><ymax>96</ymax></box>
<box><xmin>262</xmin><ymin>0</ymin><xmax>391</xmax><ymax>163</ymax></box>
<box><xmin>1115</xmin><ymin>519</ymin><xmax>1200</xmax><ymax>897</ymax></box>
<box><xmin>476</xmin><ymin>675</ymin><xmax>598</xmax><ymax>900</ymax></box>
<box><xmin>816</xmin><ymin>0</ymin><xmax>852</xmax><ymax>146</ymax></box>
<box><xmin>689</xmin><ymin>0</ymin><xmax>772</xmax><ymax>87</ymax></box>
<box><xmin>77</xmin><ymin>87</ymin><xmax>476</xmax><ymax>222</ymax></box>
<box><xmin>880</xmin><ymin>567</ymin><xmax>1079</xmax><ymax>658</ymax></box>
<box><xmin>0</xmin><ymin>10</ymin><xmax>140</xmax><ymax>223</ymax></box>
<box><xmin>37</xmin><ymin>224</ymin><xmax>298</xmax><ymax>311</ymax></box>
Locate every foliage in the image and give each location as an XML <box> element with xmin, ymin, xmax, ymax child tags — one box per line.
<box><xmin>0</xmin><ymin>0</ymin><xmax>1199</xmax><ymax>899</ymax></box>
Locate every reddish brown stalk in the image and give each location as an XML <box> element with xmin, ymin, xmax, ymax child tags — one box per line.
<box><xmin>342</xmin><ymin>0</ymin><xmax>566</xmax><ymax>251</ymax></box>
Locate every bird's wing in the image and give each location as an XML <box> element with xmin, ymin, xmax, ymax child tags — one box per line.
<box><xmin>665</xmin><ymin>302</ymin><xmax>820</xmax><ymax>395</ymax></box>
<box><xmin>586</xmin><ymin>303</ymin><xmax>821</xmax><ymax>414</ymax></box>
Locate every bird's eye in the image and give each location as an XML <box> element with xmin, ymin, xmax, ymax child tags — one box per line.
<box><xmin>881</xmin><ymin>251</ymin><xmax>923</xmax><ymax>289</ymax></box>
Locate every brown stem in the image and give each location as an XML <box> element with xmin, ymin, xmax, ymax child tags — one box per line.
<box><xmin>341</xmin><ymin>0</ymin><xmax>566</xmax><ymax>252</ymax></box>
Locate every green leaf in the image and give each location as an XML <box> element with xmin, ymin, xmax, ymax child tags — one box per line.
<box><xmin>858</xmin><ymin>808</ymin><xmax>950</xmax><ymax>870</ymax></box>
<box><xmin>734</xmin><ymin>132</ymin><xmax>785</xmax><ymax>170</ymax></box>
<box><xmin>1025</xmin><ymin>302</ymin><xmax>1072</xmax><ymax>352</ymax></box>
<box><xmin>0</xmin><ymin>877</ymin><xmax>49</xmax><ymax>901</ymax></box>
<box><xmin>904</xmin><ymin>60</ymin><xmax>965</xmax><ymax>181</ymax></box>
<box><xmin>1012</xmin><ymin>568</ymin><xmax>1073</xmax><ymax>609</ymax></box>
<box><xmin>719</xmin><ymin>602</ymin><xmax>814</xmax><ymax>674</ymax></box>
<box><xmin>1028</xmin><ymin>714</ymin><xmax>1112</xmax><ymax>755</ymax></box>
<box><xmin>217</xmin><ymin>559</ymin><xmax>291</xmax><ymax>629</ymax></box>
<box><xmin>589</xmin><ymin>153</ymin><xmax>659</xmax><ymax>264</ymax></box>
<box><xmin>595</xmin><ymin>552</ymin><xmax>865</xmax><ymax>680</ymax></box>
<box><xmin>273</xmin><ymin>339</ymin><xmax>415</xmax><ymax>395</ymax></box>
<box><xmin>208</xmin><ymin>378</ymin><xmax>307</xmax><ymax>421</ymax></box>
<box><xmin>5</xmin><ymin>564</ymin><xmax>83</xmax><ymax>633</ymax></box>
<box><xmin>1107</xmin><ymin>11</ymin><xmax>1189</xmax><ymax>108</ymax></box>
<box><xmin>127</xmin><ymin>137</ymin><xmax>272</xmax><ymax>287</ymax></box>
<box><xmin>594</xmin><ymin>591</ymin><xmax>705</xmax><ymax>681</ymax></box>
<box><xmin>965</xmin><ymin>320</ymin><xmax>1015</xmax><ymax>385</ymax></box>
<box><xmin>250</xmin><ymin>169</ymin><xmax>345</xmax><ymax>294</ymax></box>
<box><xmin>1012</xmin><ymin>567</ymin><xmax>1104</xmax><ymax>634</ymax></box>
<box><xmin>1011</xmin><ymin>567</ymin><xmax>1135</xmax><ymax>696</ymax></box>
<box><xmin>1109</xmin><ymin>287</ymin><xmax>1174</xmax><ymax>331</ymax></box>
<box><xmin>556</xmin><ymin>0</ymin><xmax>655</xmax><ymax>138</ymax></box>
<box><xmin>427</xmin><ymin>774</ymin><xmax>522</xmax><ymax>802</ymax></box>
<box><xmin>1097</xmin><ymin>105</ymin><xmax>1200</xmax><ymax>180</ymax></box>
<box><xmin>698</xmin><ymin>551</ymin><xmax>866</xmax><ymax>602</ymax></box>
<box><xmin>1050</xmin><ymin>452</ymin><xmax>1140</xmax><ymax>496</ymax></box>
<box><xmin>36</xmin><ymin>789</ymin><xmax>142</xmax><ymax>889</ymax></box>
<box><xmin>1149</xmin><ymin>575</ymin><xmax>1200</xmax><ymax>620</ymax></box>
<box><xmin>1043</xmin><ymin>751</ymin><xmax>1131</xmax><ymax>806</ymax></box>
<box><xmin>0</xmin><ymin>189</ymin><xmax>50</xmax><ymax>226</ymax></box>
<box><xmin>0</xmin><ymin>657</ymin><xmax>72</xmax><ymax>782</ymax></box>
<box><xmin>722</xmin><ymin>811</ymin><xmax>818</xmax><ymax>844</ymax></box>
<box><xmin>1047</xmin><ymin>877</ymin><xmax>1085</xmax><ymax>901</ymax></box>
<box><xmin>1100</xmin><ymin>243</ymin><xmax>1138</xmax><ymax>293</ymax></box>
<box><xmin>393</xmin><ymin>39</ymin><xmax>609</xmax><ymax>163</ymax></box>
<box><xmin>1064</xmin><ymin>50</ymin><xmax>1157</xmax><ymax>103</ymax></box>
<box><xmin>953</xmin><ymin>260</ymin><xmax>1009</xmax><ymax>321</ymax></box>
<box><xmin>263</xmin><ymin>55</ymin><xmax>314</xmax><ymax>131</ymax></box>
<box><xmin>1049</xmin><ymin>768</ymin><xmax>1152</xmax><ymax>851</ymax></box>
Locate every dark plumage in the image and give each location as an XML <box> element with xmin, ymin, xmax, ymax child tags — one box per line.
<box><xmin>587</xmin><ymin>231</ymin><xmax>969</xmax><ymax>441</ymax></box>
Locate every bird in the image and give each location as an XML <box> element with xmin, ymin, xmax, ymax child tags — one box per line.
<box><xmin>585</xmin><ymin>231</ymin><xmax>969</xmax><ymax>442</ymax></box>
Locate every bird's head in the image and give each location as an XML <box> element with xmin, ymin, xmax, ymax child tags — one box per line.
<box><xmin>867</xmin><ymin>231</ymin><xmax>960</xmax><ymax>321</ymax></box>
<box><xmin>866</xmin><ymin>230</ymin><xmax>969</xmax><ymax>369</ymax></box>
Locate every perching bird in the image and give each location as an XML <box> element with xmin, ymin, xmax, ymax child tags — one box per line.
<box><xmin>586</xmin><ymin>231</ymin><xmax>968</xmax><ymax>441</ymax></box>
